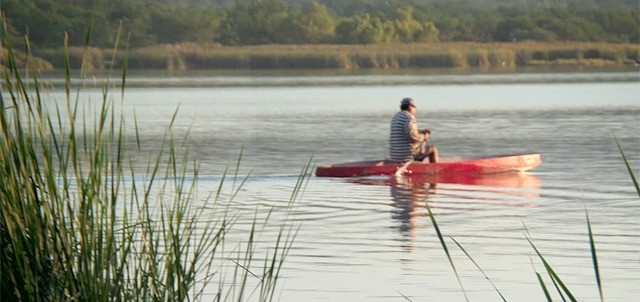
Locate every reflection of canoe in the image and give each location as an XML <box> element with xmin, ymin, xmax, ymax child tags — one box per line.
<box><xmin>316</xmin><ymin>152</ymin><xmax>541</xmax><ymax>178</ymax></box>
<box><xmin>350</xmin><ymin>172</ymin><xmax>541</xmax><ymax>189</ymax></box>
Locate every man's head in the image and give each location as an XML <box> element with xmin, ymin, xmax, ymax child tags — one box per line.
<box><xmin>400</xmin><ymin>97</ymin><xmax>417</xmax><ymax>111</ymax></box>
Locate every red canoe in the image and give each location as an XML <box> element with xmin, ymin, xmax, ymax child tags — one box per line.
<box><xmin>315</xmin><ymin>152</ymin><xmax>541</xmax><ymax>177</ymax></box>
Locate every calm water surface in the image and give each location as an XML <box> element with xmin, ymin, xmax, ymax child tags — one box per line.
<box><xmin>42</xmin><ymin>69</ymin><xmax>639</xmax><ymax>301</ymax></box>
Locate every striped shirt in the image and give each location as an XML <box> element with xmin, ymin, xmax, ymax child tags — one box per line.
<box><xmin>389</xmin><ymin>110</ymin><xmax>424</xmax><ymax>162</ymax></box>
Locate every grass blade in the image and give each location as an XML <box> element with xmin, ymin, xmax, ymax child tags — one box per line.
<box><xmin>524</xmin><ymin>225</ymin><xmax>577</xmax><ymax>302</ymax></box>
<box><xmin>451</xmin><ymin>237</ymin><xmax>507</xmax><ymax>302</ymax></box>
<box><xmin>121</xmin><ymin>32</ymin><xmax>131</xmax><ymax>101</ymax></box>
<box><xmin>613</xmin><ymin>133</ymin><xmax>639</xmax><ymax>198</ymax></box>
<box><xmin>0</xmin><ymin>23</ymin><xmax>301</xmax><ymax>301</ymax></box>
<box><xmin>586</xmin><ymin>209</ymin><xmax>604</xmax><ymax>302</ymax></box>
<box><xmin>289</xmin><ymin>155</ymin><xmax>314</xmax><ymax>207</ymax></box>
<box><xmin>423</xmin><ymin>201</ymin><xmax>469</xmax><ymax>302</ymax></box>
<box><xmin>535</xmin><ymin>271</ymin><xmax>553</xmax><ymax>302</ymax></box>
<box><xmin>398</xmin><ymin>291</ymin><xmax>414</xmax><ymax>301</ymax></box>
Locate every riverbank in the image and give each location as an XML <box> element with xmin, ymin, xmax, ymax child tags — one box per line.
<box><xmin>28</xmin><ymin>42</ymin><xmax>640</xmax><ymax>71</ymax></box>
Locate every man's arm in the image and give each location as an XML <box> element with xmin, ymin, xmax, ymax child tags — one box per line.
<box><xmin>407</xmin><ymin>118</ymin><xmax>426</xmax><ymax>143</ymax></box>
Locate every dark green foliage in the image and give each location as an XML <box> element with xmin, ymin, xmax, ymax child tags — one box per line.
<box><xmin>1</xmin><ymin>0</ymin><xmax>638</xmax><ymax>47</ymax></box>
<box><xmin>218</xmin><ymin>0</ymin><xmax>300</xmax><ymax>45</ymax></box>
<box><xmin>614</xmin><ymin>134</ymin><xmax>640</xmax><ymax>197</ymax></box>
<box><xmin>150</xmin><ymin>4</ymin><xmax>224</xmax><ymax>44</ymax></box>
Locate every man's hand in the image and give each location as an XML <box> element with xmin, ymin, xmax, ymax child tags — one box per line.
<box><xmin>421</xmin><ymin>129</ymin><xmax>431</xmax><ymax>134</ymax></box>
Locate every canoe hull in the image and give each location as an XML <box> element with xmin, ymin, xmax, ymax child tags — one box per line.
<box><xmin>315</xmin><ymin>153</ymin><xmax>541</xmax><ymax>177</ymax></box>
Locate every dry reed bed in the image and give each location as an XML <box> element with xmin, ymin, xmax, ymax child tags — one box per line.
<box><xmin>31</xmin><ymin>42</ymin><xmax>640</xmax><ymax>71</ymax></box>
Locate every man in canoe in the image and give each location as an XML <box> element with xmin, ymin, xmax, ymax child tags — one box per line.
<box><xmin>389</xmin><ymin>97</ymin><xmax>439</xmax><ymax>163</ymax></box>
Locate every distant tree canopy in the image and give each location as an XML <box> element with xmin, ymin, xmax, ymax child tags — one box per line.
<box><xmin>1</xmin><ymin>0</ymin><xmax>638</xmax><ymax>48</ymax></box>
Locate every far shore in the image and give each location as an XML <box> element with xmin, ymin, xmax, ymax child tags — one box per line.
<box><xmin>20</xmin><ymin>42</ymin><xmax>640</xmax><ymax>72</ymax></box>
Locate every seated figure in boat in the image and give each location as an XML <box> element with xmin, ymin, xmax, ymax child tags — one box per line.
<box><xmin>389</xmin><ymin>97</ymin><xmax>439</xmax><ymax>163</ymax></box>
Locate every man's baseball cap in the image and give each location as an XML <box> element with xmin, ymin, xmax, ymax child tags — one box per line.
<box><xmin>401</xmin><ymin>97</ymin><xmax>416</xmax><ymax>108</ymax></box>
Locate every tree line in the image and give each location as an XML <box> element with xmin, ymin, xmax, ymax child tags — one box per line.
<box><xmin>2</xmin><ymin>0</ymin><xmax>638</xmax><ymax>48</ymax></box>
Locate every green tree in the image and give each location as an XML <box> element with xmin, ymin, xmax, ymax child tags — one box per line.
<box><xmin>471</xmin><ymin>14</ymin><xmax>499</xmax><ymax>42</ymax></box>
<box><xmin>590</xmin><ymin>7</ymin><xmax>640</xmax><ymax>42</ymax></box>
<box><xmin>538</xmin><ymin>16</ymin><xmax>590</xmax><ymax>41</ymax></box>
<box><xmin>150</xmin><ymin>4</ymin><xmax>222</xmax><ymax>44</ymax></box>
<box><xmin>2</xmin><ymin>0</ymin><xmax>153</xmax><ymax>47</ymax></box>
<box><xmin>417</xmin><ymin>21</ymin><xmax>440</xmax><ymax>42</ymax></box>
<box><xmin>296</xmin><ymin>2</ymin><xmax>336</xmax><ymax>43</ymax></box>
<box><xmin>393</xmin><ymin>7</ymin><xmax>423</xmax><ymax>42</ymax></box>
<box><xmin>2</xmin><ymin>0</ymin><xmax>86</xmax><ymax>47</ymax></box>
<box><xmin>103</xmin><ymin>0</ymin><xmax>154</xmax><ymax>46</ymax></box>
<box><xmin>495</xmin><ymin>16</ymin><xmax>556</xmax><ymax>41</ymax></box>
<box><xmin>1</xmin><ymin>0</ymin><xmax>638</xmax><ymax>47</ymax></box>
<box><xmin>432</xmin><ymin>17</ymin><xmax>461</xmax><ymax>42</ymax></box>
<box><xmin>335</xmin><ymin>14</ymin><xmax>386</xmax><ymax>44</ymax></box>
<box><xmin>381</xmin><ymin>19</ymin><xmax>398</xmax><ymax>43</ymax></box>
<box><xmin>219</xmin><ymin>0</ymin><xmax>298</xmax><ymax>45</ymax></box>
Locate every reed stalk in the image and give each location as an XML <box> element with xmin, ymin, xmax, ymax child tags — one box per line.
<box><xmin>613</xmin><ymin>133</ymin><xmax>639</xmax><ymax>197</ymax></box>
<box><xmin>32</xmin><ymin>42</ymin><xmax>640</xmax><ymax>71</ymax></box>
<box><xmin>451</xmin><ymin>237</ymin><xmax>507</xmax><ymax>302</ymax></box>
<box><xmin>423</xmin><ymin>131</ymin><xmax>640</xmax><ymax>301</ymax></box>
<box><xmin>0</xmin><ymin>19</ymin><xmax>299</xmax><ymax>301</ymax></box>
<box><xmin>423</xmin><ymin>201</ymin><xmax>469</xmax><ymax>302</ymax></box>
<box><xmin>586</xmin><ymin>209</ymin><xmax>604</xmax><ymax>302</ymax></box>
<box><xmin>534</xmin><ymin>270</ymin><xmax>553</xmax><ymax>302</ymax></box>
<box><xmin>524</xmin><ymin>224</ymin><xmax>578</xmax><ymax>302</ymax></box>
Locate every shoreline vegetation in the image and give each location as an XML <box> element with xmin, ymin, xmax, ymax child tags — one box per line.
<box><xmin>22</xmin><ymin>42</ymin><xmax>640</xmax><ymax>71</ymax></box>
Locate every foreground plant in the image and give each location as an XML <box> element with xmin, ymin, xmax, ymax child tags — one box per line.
<box><xmin>0</xmin><ymin>23</ymin><xmax>299</xmax><ymax>301</ymax></box>
<box><xmin>613</xmin><ymin>133</ymin><xmax>639</xmax><ymax>197</ymax></box>
<box><xmin>419</xmin><ymin>136</ymin><xmax>639</xmax><ymax>301</ymax></box>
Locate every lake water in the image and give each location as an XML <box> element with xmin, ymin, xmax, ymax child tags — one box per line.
<box><xmin>40</xmin><ymin>69</ymin><xmax>639</xmax><ymax>301</ymax></box>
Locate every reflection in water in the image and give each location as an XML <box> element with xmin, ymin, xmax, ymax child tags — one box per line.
<box><xmin>350</xmin><ymin>173</ymin><xmax>541</xmax><ymax>250</ymax></box>
<box><xmin>389</xmin><ymin>177</ymin><xmax>435</xmax><ymax>249</ymax></box>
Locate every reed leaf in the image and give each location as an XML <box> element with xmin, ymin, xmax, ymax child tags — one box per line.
<box><xmin>260</xmin><ymin>222</ymin><xmax>298</xmax><ymax>302</ymax></box>
<box><xmin>1</xmin><ymin>20</ymin><xmax>300</xmax><ymax>302</ymax></box>
<box><xmin>451</xmin><ymin>237</ymin><xmax>507</xmax><ymax>301</ymax></box>
<box><xmin>524</xmin><ymin>224</ymin><xmax>577</xmax><ymax>302</ymax></box>
<box><xmin>613</xmin><ymin>133</ymin><xmax>639</xmax><ymax>197</ymax></box>
<box><xmin>398</xmin><ymin>291</ymin><xmax>414</xmax><ymax>301</ymax></box>
<box><xmin>289</xmin><ymin>154</ymin><xmax>314</xmax><ymax>207</ymax></box>
<box><xmin>549</xmin><ymin>266</ymin><xmax>568</xmax><ymax>302</ymax></box>
<box><xmin>586</xmin><ymin>209</ymin><xmax>604</xmax><ymax>302</ymax></box>
<box><xmin>121</xmin><ymin>32</ymin><xmax>131</xmax><ymax>101</ymax></box>
<box><xmin>535</xmin><ymin>271</ymin><xmax>553</xmax><ymax>302</ymax></box>
<box><xmin>423</xmin><ymin>201</ymin><xmax>468</xmax><ymax>301</ymax></box>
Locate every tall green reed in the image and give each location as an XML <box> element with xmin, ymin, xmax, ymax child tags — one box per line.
<box><xmin>525</xmin><ymin>134</ymin><xmax>638</xmax><ymax>302</ymax></box>
<box><xmin>420</xmin><ymin>136</ymin><xmax>639</xmax><ymax>301</ymax></box>
<box><xmin>0</xmin><ymin>19</ymin><xmax>300</xmax><ymax>301</ymax></box>
<box><xmin>613</xmin><ymin>133</ymin><xmax>639</xmax><ymax>197</ymax></box>
<box><xmin>586</xmin><ymin>209</ymin><xmax>603</xmax><ymax>302</ymax></box>
<box><xmin>422</xmin><ymin>200</ymin><xmax>598</xmax><ymax>302</ymax></box>
<box><xmin>423</xmin><ymin>201</ymin><xmax>469</xmax><ymax>302</ymax></box>
<box><xmin>524</xmin><ymin>224</ymin><xmax>578</xmax><ymax>302</ymax></box>
<box><xmin>451</xmin><ymin>237</ymin><xmax>507</xmax><ymax>302</ymax></box>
